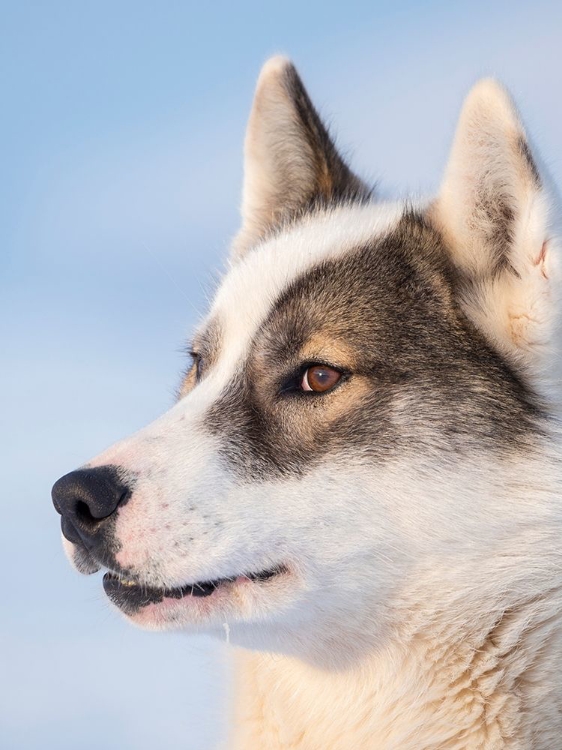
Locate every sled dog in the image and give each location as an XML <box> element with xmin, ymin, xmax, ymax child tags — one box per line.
<box><xmin>53</xmin><ymin>57</ymin><xmax>562</xmax><ymax>748</ymax></box>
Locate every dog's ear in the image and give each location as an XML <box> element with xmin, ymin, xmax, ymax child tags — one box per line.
<box><xmin>433</xmin><ymin>79</ymin><xmax>562</xmax><ymax>391</ymax></box>
<box><xmin>231</xmin><ymin>56</ymin><xmax>370</xmax><ymax>260</ymax></box>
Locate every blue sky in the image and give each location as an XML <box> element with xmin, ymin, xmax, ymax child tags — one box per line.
<box><xmin>2</xmin><ymin>2</ymin><xmax>561</xmax><ymax>748</ymax></box>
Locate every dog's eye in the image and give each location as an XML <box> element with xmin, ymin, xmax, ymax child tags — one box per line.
<box><xmin>301</xmin><ymin>366</ymin><xmax>342</xmax><ymax>393</ymax></box>
<box><xmin>190</xmin><ymin>352</ymin><xmax>203</xmax><ymax>381</ymax></box>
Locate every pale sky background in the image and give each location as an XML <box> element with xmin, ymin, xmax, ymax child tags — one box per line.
<box><xmin>2</xmin><ymin>1</ymin><xmax>561</xmax><ymax>748</ymax></box>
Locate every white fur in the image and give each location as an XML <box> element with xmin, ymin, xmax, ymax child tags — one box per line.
<box><xmin>62</xmin><ymin>60</ymin><xmax>562</xmax><ymax>748</ymax></box>
<box><xmin>214</xmin><ymin>201</ymin><xmax>404</xmax><ymax>372</ymax></box>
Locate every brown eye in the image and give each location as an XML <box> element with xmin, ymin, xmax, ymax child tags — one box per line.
<box><xmin>301</xmin><ymin>365</ymin><xmax>342</xmax><ymax>393</ymax></box>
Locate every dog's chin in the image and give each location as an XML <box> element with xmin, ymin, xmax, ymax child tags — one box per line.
<box><xmin>62</xmin><ymin>537</ymin><xmax>296</xmax><ymax>631</ymax></box>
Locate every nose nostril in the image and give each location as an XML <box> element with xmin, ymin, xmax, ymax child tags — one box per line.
<box><xmin>75</xmin><ymin>499</ymin><xmax>98</xmax><ymax>527</ymax></box>
<box><xmin>52</xmin><ymin>466</ymin><xmax>132</xmax><ymax>545</ymax></box>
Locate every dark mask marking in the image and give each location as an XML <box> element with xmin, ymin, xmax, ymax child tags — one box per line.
<box><xmin>205</xmin><ymin>209</ymin><xmax>543</xmax><ymax>482</ymax></box>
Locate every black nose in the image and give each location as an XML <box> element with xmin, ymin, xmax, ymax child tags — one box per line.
<box><xmin>52</xmin><ymin>466</ymin><xmax>130</xmax><ymax>549</ymax></box>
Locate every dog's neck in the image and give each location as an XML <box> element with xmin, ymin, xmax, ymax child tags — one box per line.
<box><xmin>229</xmin><ymin>452</ymin><xmax>562</xmax><ymax>748</ymax></box>
<box><xmin>230</xmin><ymin>583</ymin><xmax>562</xmax><ymax>749</ymax></box>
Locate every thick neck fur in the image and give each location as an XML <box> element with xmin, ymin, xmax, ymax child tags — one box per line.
<box><xmin>231</xmin><ymin>598</ymin><xmax>562</xmax><ymax>749</ymax></box>
<box><xmin>230</xmin><ymin>446</ymin><xmax>562</xmax><ymax>749</ymax></box>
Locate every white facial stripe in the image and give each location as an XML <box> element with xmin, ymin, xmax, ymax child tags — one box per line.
<box><xmin>90</xmin><ymin>202</ymin><xmax>407</xmax><ymax>471</ymax></box>
<box><xmin>210</xmin><ymin>202</ymin><xmax>405</xmax><ymax>382</ymax></box>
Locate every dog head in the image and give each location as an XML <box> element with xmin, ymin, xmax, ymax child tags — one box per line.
<box><xmin>53</xmin><ymin>58</ymin><xmax>562</xmax><ymax>663</ymax></box>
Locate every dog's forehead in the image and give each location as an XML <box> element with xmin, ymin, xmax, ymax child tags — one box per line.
<box><xmin>208</xmin><ymin>202</ymin><xmax>405</xmax><ymax>362</ymax></box>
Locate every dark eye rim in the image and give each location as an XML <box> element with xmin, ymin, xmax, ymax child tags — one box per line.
<box><xmin>188</xmin><ymin>350</ymin><xmax>204</xmax><ymax>381</ymax></box>
<box><xmin>279</xmin><ymin>360</ymin><xmax>350</xmax><ymax>398</ymax></box>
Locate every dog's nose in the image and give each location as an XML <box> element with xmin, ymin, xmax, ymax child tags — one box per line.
<box><xmin>52</xmin><ymin>466</ymin><xmax>130</xmax><ymax>548</ymax></box>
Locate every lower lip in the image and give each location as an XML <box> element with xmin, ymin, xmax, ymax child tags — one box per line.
<box><xmin>102</xmin><ymin>573</ymin><xmax>229</xmax><ymax>614</ymax></box>
<box><xmin>102</xmin><ymin>568</ymin><xmax>283</xmax><ymax>616</ymax></box>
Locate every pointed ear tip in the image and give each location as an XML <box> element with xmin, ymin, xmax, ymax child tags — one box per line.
<box><xmin>463</xmin><ymin>77</ymin><xmax>517</xmax><ymax>117</ymax></box>
<box><xmin>258</xmin><ymin>55</ymin><xmax>295</xmax><ymax>85</ymax></box>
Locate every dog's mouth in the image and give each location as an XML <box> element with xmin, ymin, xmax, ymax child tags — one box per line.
<box><xmin>103</xmin><ymin>565</ymin><xmax>286</xmax><ymax>614</ymax></box>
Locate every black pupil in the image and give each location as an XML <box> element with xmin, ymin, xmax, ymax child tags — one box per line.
<box><xmin>313</xmin><ymin>368</ymin><xmax>329</xmax><ymax>384</ymax></box>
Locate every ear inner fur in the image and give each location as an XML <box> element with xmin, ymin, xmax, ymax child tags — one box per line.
<box><xmin>431</xmin><ymin>78</ymin><xmax>561</xmax><ymax>395</ymax></box>
<box><xmin>232</xmin><ymin>56</ymin><xmax>371</xmax><ymax>259</ymax></box>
